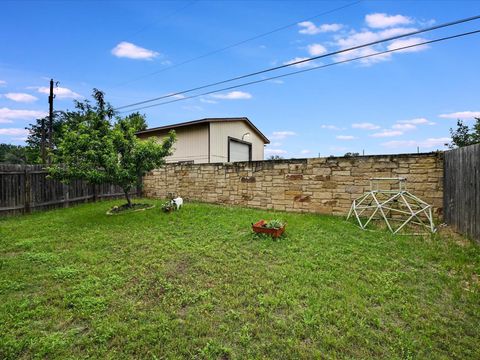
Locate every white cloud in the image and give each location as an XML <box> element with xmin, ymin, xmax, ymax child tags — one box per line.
<box><xmin>370</xmin><ymin>130</ymin><xmax>403</xmax><ymax>138</ymax></box>
<box><xmin>200</xmin><ymin>98</ymin><xmax>217</xmax><ymax>104</ymax></box>
<box><xmin>381</xmin><ymin>137</ymin><xmax>450</xmax><ymax>149</ymax></box>
<box><xmin>0</xmin><ymin>107</ymin><xmax>47</xmax><ymax>123</ymax></box>
<box><xmin>438</xmin><ymin>111</ymin><xmax>480</xmax><ymax>119</ymax></box>
<box><xmin>387</xmin><ymin>37</ymin><xmax>429</xmax><ymax>53</ymax></box>
<box><xmin>300</xmin><ymin>149</ymin><xmax>311</xmax><ymax>154</ymax></box>
<box><xmin>307</xmin><ymin>43</ymin><xmax>327</xmax><ymax>56</ymax></box>
<box><xmin>265</xmin><ymin>148</ymin><xmax>287</xmax><ymax>155</ymax></box>
<box><xmin>164</xmin><ymin>93</ymin><xmax>185</xmax><ymax>100</ymax></box>
<box><xmin>270</xmin><ymin>131</ymin><xmax>296</xmax><ymax>140</ymax></box>
<box><xmin>352</xmin><ymin>122</ymin><xmax>380</xmax><ymax>130</ymax></box>
<box><xmin>379</xmin><ymin>27</ymin><xmax>418</xmax><ymax>38</ymax></box>
<box><xmin>321</xmin><ymin>124</ymin><xmax>343</xmax><ymax>130</ymax></box>
<box><xmin>283</xmin><ymin>57</ymin><xmax>317</xmax><ymax>68</ymax></box>
<box><xmin>397</xmin><ymin>117</ymin><xmax>435</xmax><ymax>125</ymax></box>
<box><xmin>211</xmin><ymin>91</ymin><xmax>252</xmax><ymax>100</ymax></box>
<box><xmin>3</xmin><ymin>93</ymin><xmax>38</xmax><ymax>103</ymax></box>
<box><xmin>298</xmin><ymin>21</ymin><xmax>342</xmax><ymax>35</ymax></box>
<box><xmin>35</xmin><ymin>86</ymin><xmax>82</xmax><ymax>99</ymax></box>
<box><xmin>365</xmin><ymin>13</ymin><xmax>412</xmax><ymax>28</ymax></box>
<box><xmin>0</xmin><ymin>80</ymin><xmax>6</xmax><ymax>87</ymax></box>
<box><xmin>392</xmin><ymin>123</ymin><xmax>416</xmax><ymax>131</ymax></box>
<box><xmin>334</xmin><ymin>31</ymin><xmax>393</xmax><ymax>64</ymax></box>
<box><xmin>336</xmin><ymin>135</ymin><xmax>356</xmax><ymax>140</ymax></box>
<box><xmin>0</xmin><ymin>128</ymin><xmax>29</xmax><ymax>136</ymax></box>
<box><xmin>111</xmin><ymin>41</ymin><xmax>159</xmax><ymax>60</ymax></box>
<box><xmin>333</xmin><ymin>25</ymin><xmax>427</xmax><ymax>65</ymax></box>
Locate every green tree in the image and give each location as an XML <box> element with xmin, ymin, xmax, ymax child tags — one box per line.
<box><xmin>25</xmin><ymin>112</ymin><xmax>65</xmax><ymax>163</ymax></box>
<box><xmin>48</xmin><ymin>89</ymin><xmax>175</xmax><ymax>207</ymax></box>
<box><xmin>0</xmin><ymin>143</ymin><xmax>28</xmax><ymax>164</ymax></box>
<box><xmin>448</xmin><ymin>117</ymin><xmax>480</xmax><ymax>148</ymax></box>
<box><xmin>344</xmin><ymin>152</ymin><xmax>360</xmax><ymax>157</ymax></box>
<box><xmin>267</xmin><ymin>155</ymin><xmax>284</xmax><ymax>160</ymax></box>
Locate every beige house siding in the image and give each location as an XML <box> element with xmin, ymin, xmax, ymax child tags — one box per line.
<box><xmin>209</xmin><ymin>121</ymin><xmax>265</xmax><ymax>162</ymax></box>
<box><xmin>137</xmin><ymin>123</ymin><xmax>209</xmax><ymax>164</ymax></box>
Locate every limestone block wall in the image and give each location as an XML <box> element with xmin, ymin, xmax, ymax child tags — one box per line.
<box><xmin>143</xmin><ymin>153</ymin><xmax>444</xmax><ymax>216</ymax></box>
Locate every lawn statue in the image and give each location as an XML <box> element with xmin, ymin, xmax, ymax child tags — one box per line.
<box><xmin>172</xmin><ymin>197</ymin><xmax>183</xmax><ymax>210</ymax></box>
<box><xmin>347</xmin><ymin>178</ymin><xmax>436</xmax><ymax>235</ymax></box>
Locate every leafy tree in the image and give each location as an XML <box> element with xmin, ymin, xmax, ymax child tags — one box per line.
<box><xmin>448</xmin><ymin>117</ymin><xmax>480</xmax><ymax>148</ymax></box>
<box><xmin>48</xmin><ymin>89</ymin><xmax>175</xmax><ymax>207</ymax></box>
<box><xmin>344</xmin><ymin>152</ymin><xmax>360</xmax><ymax>157</ymax></box>
<box><xmin>0</xmin><ymin>143</ymin><xmax>28</xmax><ymax>164</ymax></box>
<box><xmin>267</xmin><ymin>155</ymin><xmax>284</xmax><ymax>160</ymax></box>
<box><xmin>25</xmin><ymin>112</ymin><xmax>65</xmax><ymax>163</ymax></box>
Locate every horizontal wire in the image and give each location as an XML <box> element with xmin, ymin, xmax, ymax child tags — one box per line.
<box><xmin>112</xmin><ymin>0</ymin><xmax>362</xmax><ymax>88</ymax></box>
<box><xmin>115</xmin><ymin>14</ymin><xmax>480</xmax><ymax>110</ymax></box>
<box><xmin>119</xmin><ymin>28</ymin><xmax>480</xmax><ymax>113</ymax></box>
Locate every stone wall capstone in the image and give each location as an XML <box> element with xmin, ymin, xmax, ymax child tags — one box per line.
<box><xmin>143</xmin><ymin>153</ymin><xmax>444</xmax><ymax>216</ymax></box>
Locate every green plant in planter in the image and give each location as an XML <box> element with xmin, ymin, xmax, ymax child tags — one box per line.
<box><xmin>161</xmin><ymin>201</ymin><xmax>175</xmax><ymax>212</ymax></box>
<box><xmin>264</xmin><ymin>219</ymin><xmax>285</xmax><ymax>229</ymax></box>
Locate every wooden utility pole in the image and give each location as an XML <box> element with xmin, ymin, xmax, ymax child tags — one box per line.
<box><xmin>47</xmin><ymin>79</ymin><xmax>54</xmax><ymax>163</ymax></box>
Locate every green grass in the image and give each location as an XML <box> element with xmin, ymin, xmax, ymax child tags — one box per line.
<box><xmin>1</xmin><ymin>200</ymin><xmax>479</xmax><ymax>359</ymax></box>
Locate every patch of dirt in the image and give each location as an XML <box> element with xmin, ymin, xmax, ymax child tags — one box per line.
<box><xmin>437</xmin><ymin>225</ymin><xmax>472</xmax><ymax>247</ymax></box>
<box><xmin>164</xmin><ymin>257</ymin><xmax>191</xmax><ymax>281</ymax></box>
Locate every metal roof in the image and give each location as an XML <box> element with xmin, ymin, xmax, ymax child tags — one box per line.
<box><xmin>136</xmin><ymin>117</ymin><xmax>270</xmax><ymax>144</ymax></box>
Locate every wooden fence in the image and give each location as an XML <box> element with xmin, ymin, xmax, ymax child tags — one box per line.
<box><xmin>0</xmin><ymin>164</ymin><xmax>136</xmax><ymax>216</ymax></box>
<box><xmin>444</xmin><ymin>143</ymin><xmax>480</xmax><ymax>243</ymax></box>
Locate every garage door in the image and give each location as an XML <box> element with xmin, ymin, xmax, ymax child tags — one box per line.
<box><xmin>229</xmin><ymin>139</ymin><xmax>251</xmax><ymax>162</ymax></box>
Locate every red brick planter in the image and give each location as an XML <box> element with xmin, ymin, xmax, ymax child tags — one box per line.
<box><xmin>252</xmin><ymin>220</ymin><xmax>285</xmax><ymax>238</ymax></box>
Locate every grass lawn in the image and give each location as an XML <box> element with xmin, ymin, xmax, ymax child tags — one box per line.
<box><xmin>1</xmin><ymin>200</ymin><xmax>479</xmax><ymax>359</ymax></box>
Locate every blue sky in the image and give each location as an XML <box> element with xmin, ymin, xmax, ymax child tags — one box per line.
<box><xmin>1</xmin><ymin>0</ymin><xmax>479</xmax><ymax>157</ymax></box>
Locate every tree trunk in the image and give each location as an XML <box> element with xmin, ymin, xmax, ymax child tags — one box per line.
<box><xmin>124</xmin><ymin>189</ymin><xmax>132</xmax><ymax>208</ymax></box>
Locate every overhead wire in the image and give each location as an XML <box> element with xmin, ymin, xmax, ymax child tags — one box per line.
<box><xmin>112</xmin><ymin>0</ymin><xmax>363</xmax><ymax>87</ymax></box>
<box><xmin>114</xmin><ymin>14</ymin><xmax>480</xmax><ymax>111</ymax></box>
<box><xmin>118</xmin><ymin>28</ymin><xmax>480</xmax><ymax>113</ymax></box>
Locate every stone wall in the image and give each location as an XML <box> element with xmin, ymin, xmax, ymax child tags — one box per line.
<box><xmin>143</xmin><ymin>153</ymin><xmax>444</xmax><ymax>216</ymax></box>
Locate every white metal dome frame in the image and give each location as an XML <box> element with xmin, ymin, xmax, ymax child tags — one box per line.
<box><xmin>347</xmin><ymin>178</ymin><xmax>436</xmax><ymax>235</ymax></box>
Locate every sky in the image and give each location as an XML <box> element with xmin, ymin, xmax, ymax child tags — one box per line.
<box><xmin>1</xmin><ymin>0</ymin><xmax>479</xmax><ymax>158</ymax></box>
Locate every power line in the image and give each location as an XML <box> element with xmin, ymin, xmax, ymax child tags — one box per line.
<box><xmin>115</xmin><ymin>14</ymin><xmax>480</xmax><ymax>110</ymax></box>
<box><xmin>112</xmin><ymin>0</ymin><xmax>362</xmax><ymax>88</ymax></box>
<box><xmin>119</xmin><ymin>28</ymin><xmax>480</xmax><ymax>113</ymax></box>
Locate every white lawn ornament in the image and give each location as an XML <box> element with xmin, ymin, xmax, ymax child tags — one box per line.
<box><xmin>171</xmin><ymin>197</ymin><xmax>183</xmax><ymax>210</ymax></box>
<box><xmin>347</xmin><ymin>178</ymin><xmax>436</xmax><ymax>235</ymax></box>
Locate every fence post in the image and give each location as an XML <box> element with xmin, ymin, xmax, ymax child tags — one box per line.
<box><xmin>92</xmin><ymin>183</ymin><xmax>97</xmax><ymax>202</ymax></box>
<box><xmin>24</xmin><ymin>166</ymin><xmax>31</xmax><ymax>214</ymax></box>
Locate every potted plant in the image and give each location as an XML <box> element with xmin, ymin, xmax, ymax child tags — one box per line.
<box><xmin>252</xmin><ymin>219</ymin><xmax>286</xmax><ymax>238</ymax></box>
<box><xmin>161</xmin><ymin>201</ymin><xmax>175</xmax><ymax>213</ymax></box>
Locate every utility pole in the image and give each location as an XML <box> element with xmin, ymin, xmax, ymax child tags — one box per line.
<box><xmin>47</xmin><ymin>79</ymin><xmax>54</xmax><ymax>164</ymax></box>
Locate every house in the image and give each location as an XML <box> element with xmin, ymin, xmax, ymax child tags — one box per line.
<box><xmin>136</xmin><ymin>117</ymin><xmax>270</xmax><ymax>164</ymax></box>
